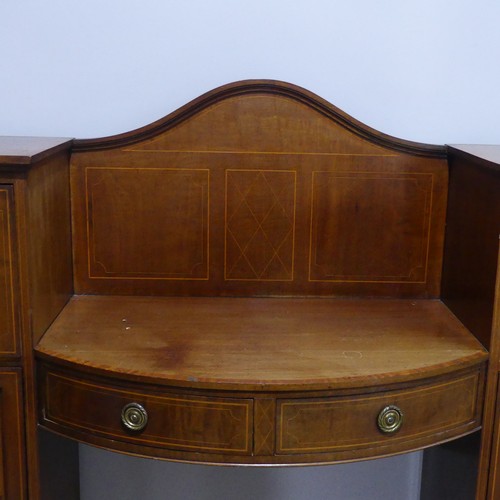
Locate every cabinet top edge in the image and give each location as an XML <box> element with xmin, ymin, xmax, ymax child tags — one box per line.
<box><xmin>447</xmin><ymin>145</ymin><xmax>500</xmax><ymax>171</ymax></box>
<box><xmin>0</xmin><ymin>136</ymin><xmax>73</xmax><ymax>166</ymax></box>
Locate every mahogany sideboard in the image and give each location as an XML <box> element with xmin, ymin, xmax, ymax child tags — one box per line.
<box><xmin>0</xmin><ymin>81</ymin><xmax>499</xmax><ymax>499</ymax></box>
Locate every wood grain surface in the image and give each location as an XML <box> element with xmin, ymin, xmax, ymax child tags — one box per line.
<box><xmin>36</xmin><ymin>295</ymin><xmax>487</xmax><ymax>392</ymax></box>
<box><xmin>0</xmin><ymin>186</ymin><xmax>19</xmax><ymax>357</ymax></box>
<box><xmin>0</xmin><ymin>369</ymin><xmax>26</xmax><ymax>499</ymax></box>
<box><xmin>70</xmin><ymin>82</ymin><xmax>448</xmax><ymax>298</ymax></box>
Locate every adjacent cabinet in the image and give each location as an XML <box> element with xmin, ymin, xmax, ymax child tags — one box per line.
<box><xmin>0</xmin><ymin>184</ymin><xmax>26</xmax><ymax>499</ymax></box>
<box><xmin>0</xmin><ymin>82</ymin><xmax>499</xmax><ymax>499</ymax></box>
<box><xmin>0</xmin><ymin>137</ymin><xmax>73</xmax><ymax>499</ymax></box>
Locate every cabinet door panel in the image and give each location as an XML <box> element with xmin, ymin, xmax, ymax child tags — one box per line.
<box><xmin>0</xmin><ymin>369</ymin><xmax>26</xmax><ymax>499</ymax></box>
<box><xmin>0</xmin><ymin>186</ymin><xmax>19</xmax><ymax>357</ymax></box>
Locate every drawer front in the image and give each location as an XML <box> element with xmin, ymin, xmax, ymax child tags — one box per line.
<box><xmin>0</xmin><ymin>186</ymin><xmax>18</xmax><ymax>357</ymax></box>
<box><xmin>277</xmin><ymin>371</ymin><xmax>482</xmax><ymax>454</ymax></box>
<box><xmin>43</xmin><ymin>370</ymin><xmax>253</xmax><ymax>455</ymax></box>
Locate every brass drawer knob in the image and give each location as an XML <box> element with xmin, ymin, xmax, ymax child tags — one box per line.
<box><xmin>121</xmin><ymin>403</ymin><xmax>148</xmax><ymax>432</ymax></box>
<box><xmin>377</xmin><ymin>405</ymin><xmax>403</xmax><ymax>434</ymax></box>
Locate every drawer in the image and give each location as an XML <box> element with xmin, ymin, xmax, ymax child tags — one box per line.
<box><xmin>277</xmin><ymin>370</ymin><xmax>482</xmax><ymax>454</ymax></box>
<box><xmin>42</xmin><ymin>370</ymin><xmax>253</xmax><ymax>455</ymax></box>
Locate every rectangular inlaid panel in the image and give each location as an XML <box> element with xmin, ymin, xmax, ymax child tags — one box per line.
<box><xmin>277</xmin><ymin>371</ymin><xmax>481</xmax><ymax>454</ymax></box>
<box><xmin>0</xmin><ymin>187</ymin><xmax>17</xmax><ymax>356</ymax></box>
<box><xmin>0</xmin><ymin>370</ymin><xmax>26</xmax><ymax>500</ymax></box>
<box><xmin>309</xmin><ymin>172</ymin><xmax>433</xmax><ymax>283</ymax></box>
<box><xmin>225</xmin><ymin>169</ymin><xmax>296</xmax><ymax>281</ymax></box>
<box><xmin>44</xmin><ymin>371</ymin><xmax>252</xmax><ymax>454</ymax></box>
<box><xmin>85</xmin><ymin>167</ymin><xmax>209</xmax><ymax>280</ymax></box>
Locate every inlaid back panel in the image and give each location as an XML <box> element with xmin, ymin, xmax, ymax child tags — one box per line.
<box><xmin>71</xmin><ymin>82</ymin><xmax>448</xmax><ymax>297</ymax></box>
<box><xmin>85</xmin><ymin>167</ymin><xmax>209</xmax><ymax>281</ymax></box>
<box><xmin>225</xmin><ymin>169</ymin><xmax>296</xmax><ymax>282</ymax></box>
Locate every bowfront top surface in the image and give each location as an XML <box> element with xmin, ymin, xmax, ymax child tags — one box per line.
<box><xmin>36</xmin><ymin>295</ymin><xmax>487</xmax><ymax>392</ymax></box>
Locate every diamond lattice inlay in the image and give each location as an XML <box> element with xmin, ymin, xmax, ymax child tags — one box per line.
<box><xmin>225</xmin><ymin>170</ymin><xmax>296</xmax><ymax>281</ymax></box>
<box><xmin>254</xmin><ymin>399</ymin><xmax>276</xmax><ymax>455</ymax></box>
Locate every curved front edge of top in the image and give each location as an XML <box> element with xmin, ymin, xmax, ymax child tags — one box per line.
<box><xmin>72</xmin><ymin>80</ymin><xmax>446</xmax><ymax>158</ymax></box>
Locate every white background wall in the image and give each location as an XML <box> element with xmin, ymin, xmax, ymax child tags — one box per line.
<box><xmin>2</xmin><ymin>1</ymin><xmax>500</xmax><ymax>499</ymax></box>
<box><xmin>2</xmin><ymin>0</ymin><xmax>500</xmax><ymax>144</ymax></box>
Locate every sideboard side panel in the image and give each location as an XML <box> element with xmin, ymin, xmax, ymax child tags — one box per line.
<box><xmin>442</xmin><ymin>150</ymin><xmax>500</xmax><ymax>348</ymax></box>
<box><xmin>26</xmin><ymin>151</ymin><xmax>73</xmax><ymax>345</ymax></box>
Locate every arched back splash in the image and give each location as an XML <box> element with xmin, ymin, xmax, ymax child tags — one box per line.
<box><xmin>70</xmin><ymin>80</ymin><xmax>448</xmax><ymax>297</ymax></box>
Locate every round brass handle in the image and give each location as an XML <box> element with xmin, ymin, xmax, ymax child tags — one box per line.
<box><xmin>377</xmin><ymin>405</ymin><xmax>403</xmax><ymax>434</ymax></box>
<box><xmin>121</xmin><ymin>403</ymin><xmax>148</xmax><ymax>432</ymax></box>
